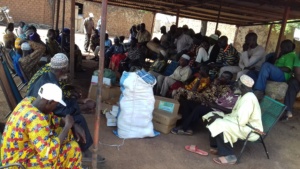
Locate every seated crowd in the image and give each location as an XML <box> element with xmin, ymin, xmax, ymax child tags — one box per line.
<box><xmin>0</xmin><ymin>20</ymin><xmax>299</xmax><ymax>167</ymax></box>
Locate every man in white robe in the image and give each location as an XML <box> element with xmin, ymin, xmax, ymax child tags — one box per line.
<box><xmin>202</xmin><ymin>74</ymin><xmax>263</xmax><ymax>164</ymax></box>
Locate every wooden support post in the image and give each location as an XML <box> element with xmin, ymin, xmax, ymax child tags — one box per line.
<box><xmin>61</xmin><ymin>0</ymin><xmax>66</xmax><ymax>52</ymax></box>
<box><xmin>92</xmin><ymin>0</ymin><xmax>108</xmax><ymax>168</ymax></box>
<box><xmin>55</xmin><ymin>0</ymin><xmax>60</xmax><ymax>30</ymax></box>
<box><xmin>176</xmin><ymin>9</ymin><xmax>179</xmax><ymax>27</ymax></box>
<box><xmin>275</xmin><ymin>6</ymin><xmax>290</xmax><ymax>56</ymax></box>
<box><xmin>265</xmin><ymin>24</ymin><xmax>273</xmax><ymax>51</ymax></box>
<box><xmin>70</xmin><ymin>0</ymin><xmax>75</xmax><ymax>81</ymax></box>
<box><xmin>233</xmin><ymin>26</ymin><xmax>239</xmax><ymax>47</ymax></box>
<box><xmin>215</xmin><ymin>4</ymin><xmax>222</xmax><ymax>32</ymax></box>
<box><xmin>151</xmin><ymin>12</ymin><xmax>156</xmax><ymax>35</ymax></box>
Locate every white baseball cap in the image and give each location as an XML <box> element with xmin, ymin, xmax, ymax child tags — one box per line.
<box><xmin>38</xmin><ymin>83</ymin><xmax>66</xmax><ymax>106</ymax></box>
<box><xmin>89</xmin><ymin>13</ymin><xmax>94</xmax><ymax>17</ymax></box>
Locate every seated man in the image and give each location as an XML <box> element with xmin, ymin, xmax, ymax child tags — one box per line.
<box><xmin>171</xmin><ymin>71</ymin><xmax>234</xmax><ymax>135</ymax></box>
<box><xmin>26</xmin><ymin>53</ymin><xmax>104</xmax><ymax>162</ymax></box>
<box><xmin>219</xmin><ymin>32</ymin><xmax>265</xmax><ymax>80</ymax></box>
<box><xmin>282</xmin><ymin>53</ymin><xmax>300</xmax><ymax>120</ymax></box>
<box><xmin>205</xmin><ymin>34</ymin><xmax>220</xmax><ymax>64</ymax></box>
<box><xmin>1</xmin><ymin>83</ymin><xmax>82</xmax><ymax>168</ymax></box>
<box><xmin>213</xmin><ymin>36</ymin><xmax>239</xmax><ymax>68</ymax></box>
<box><xmin>156</xmin><ymin>54</ymin><xmax>192</xmax><ymax>97</ymax></box>
<box><xmin>57</xmin><ymin>28</ymin><xmax>84</xmax><ymax>72</ymax></box>
<box><xmin>136</xmin><ymin>23</ymin><xmax>151</xmax><ymax>45</ymax></box>
<box><xmin>90</xmin><ymin>29</ymin><xmax>100</xmax><ymax>52</ymax></box>
<box><xmin>253</xmin><ymin>40</ymin><xmax>296</xmax><ymax>99</ymax></box>
<box><xmin>46</xmin><ymin>29</ymin><xmax>61</xmax><ymax>56</ymax></box>
<box><xmin>173</xmin><ymin>28</ymin><xmax>193</xmax><ymax>61</ymax></box>
<box><xmin>199</xmin><ymin>75</ymin><xmax>262</xmax><ymax>164</ymax></box>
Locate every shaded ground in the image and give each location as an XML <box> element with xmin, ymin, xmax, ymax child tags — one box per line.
<box><xmin>0</xmin><ymin>26</ymin><xmax>300</xmax><ymax>169</ymax></box>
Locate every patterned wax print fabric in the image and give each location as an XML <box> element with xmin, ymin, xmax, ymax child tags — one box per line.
<box><xmin>216</xmin><ymin>44</ymin><xmax>239</xmax><ymax>66</ymax></box>
<box><xmin>0</xmin><ymin>97</ymin><xmax>82</xmax><ymax>169</ymax></box>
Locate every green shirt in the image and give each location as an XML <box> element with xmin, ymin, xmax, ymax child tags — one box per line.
<box><xmin>293</xmin><ymin>54</ymin><xmax>300</xmax><ymax>67</ymax></box>
<box><xmin>275</xmin><ymin>52</ymin><xmax>296</xmax><ymax>81</ymax></box>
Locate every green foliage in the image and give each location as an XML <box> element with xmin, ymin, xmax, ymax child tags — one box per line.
<box><xmin>273</xmin><ymin>22</ymin><xmax>300</xmax><ymax>34</ymax></box>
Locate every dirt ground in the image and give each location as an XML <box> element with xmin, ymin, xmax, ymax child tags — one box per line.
<box><xmin>0</xmin><ymin>26</ymin><xmax>300</xmax><ymax>169</ymax></box>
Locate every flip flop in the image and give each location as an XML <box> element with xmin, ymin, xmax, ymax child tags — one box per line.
<box><xmin>213</xmin><ymin>156</ymin><xmax>236</xmax><ymax>165</ymax></box>
<box><xmin>171</xmin><ymin>128</ymin><xmax>193</xmax><ymax>135</ymax></box>
<box><xmin>185</xmin><ymin>145</ymin><xmax>208</xmax><ymax>156</ymax></box>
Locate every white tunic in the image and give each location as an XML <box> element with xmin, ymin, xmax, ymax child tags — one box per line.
<box><xmin>203</xmin><ymin>92</ymin><xmax>263</xmax><ymax>147</ymax></box>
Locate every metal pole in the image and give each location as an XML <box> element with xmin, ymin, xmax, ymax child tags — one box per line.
<box><xmin>215</xmin><ymin>4</ymin><xmax>222</xmax><ymax>32</ymax></box>
<box><xmin>275</xmin><ymin>6</ymin><xmax>290</xmax><ymax>57</ymax></box>
<box><xmin>70</xmin><ymin>0</ymin><xmax>75</xmax><ymax>81</ymax></box>
<box><xmin>55</xmin><ymin>0</ymin><xmax>60</xmax><ymax>30</ymax></box>
<box><xmin>175</xmin><ymin>9</ymin><xmax>179</xmax><ymax>27</ymax></box>
<box><xmin>92</xmin><ymin>0</ymin><xmax>108</xmax><ymax>168</ymax></box>
<box><xmin>52</xmin><ymin>0</ymin><xmax>56</xmax><ymax>28</ymax></box>
<box><xmin>61</xmin><ymin>0</ymin><xmax>65</xmax><ymax>52</ymax></box>
<box><xmin>265</xmin><ymin>24</ymin><xmax>273</xmax><ymax>51</ymax></box>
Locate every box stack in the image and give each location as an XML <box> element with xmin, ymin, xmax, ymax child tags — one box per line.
<box><xmin>152</xmin><ymin>96</ymin><xmax>180</xmax><ymax>134</ymax></box>
<box><xmin>105</xmin><ymin>104</ymin><xmax>119</xmax><ymax>126</ymax></box>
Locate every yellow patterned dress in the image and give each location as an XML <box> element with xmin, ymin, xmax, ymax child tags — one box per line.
<box><xmin>0</xmin><ymin>97</ymin><xmax>82</xmax><ymax>169</ymax></box>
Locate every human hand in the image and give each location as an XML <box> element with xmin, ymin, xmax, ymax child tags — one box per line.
<box><xmin>72</xmin><ymin>124</ymin><xmax>87</xmax><ymax>143</ymax></box>
<box><xmin>242</xmin><ymin>43</ymin><xmax>249</xmax><ymax>52</ymax></box>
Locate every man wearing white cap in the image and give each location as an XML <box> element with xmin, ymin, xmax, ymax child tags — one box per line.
<box><xmin>199</xmin><ymin>75</ymin><xmax>262</xmax><ymax>164</ymax></box>
<box><xmin>206</xmin><ymin>34</ymin><xmax>220</xmax><ymax>64</ymax></box>
<box><xmin>1</xmin><ymin>83</ymin><xmax>82</xmax><ymax>168</ymax></box>
<box><xmin>26</xmin><ymin>53</ymin><xmax>105</xmax><ymax>162</ymax></box>
<box><xmin>156</xmin><ymin>54</ymin><xmax>192</xmax><ymax>97</ymax></box>
<box><xmin>83</xmin><ymin>13</ymin><xmax>95</xmax><ymax>52</ymax></box>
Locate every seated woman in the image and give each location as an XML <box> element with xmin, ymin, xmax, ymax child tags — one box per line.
<box><xmin>90</xmin><ymin>29</ymin><xmax>100</xmax><ymax>52</ymax></box>
<box><xmin>19</xmin><ymin>33</ymin><xmax>46</xmax><ymax>80</ymax></box>
<box><xmin>173</xmin><ymin>66</ymin><xmax>210</xmax><ymax>100</ymax></box>
<box><xmin>107</xmin><ymin>37</ymin><xmax>126</xmax><ymax>71</ymax></box>
<box><xmin>3</xmin><ymin>23</ymin><xmax>17</xmax><ymax>49</ymax></box>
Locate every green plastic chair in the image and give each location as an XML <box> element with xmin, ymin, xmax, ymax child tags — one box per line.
<box><xmin>237</xmin><ymin>96</ymin><xmax>287</xmax><ymax>163</ymax></box>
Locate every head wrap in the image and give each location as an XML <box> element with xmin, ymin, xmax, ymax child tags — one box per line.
<box><xmin>21</xmin><ymin>42</ymin><xmax>31</xmax><ymax>51</ymax></box>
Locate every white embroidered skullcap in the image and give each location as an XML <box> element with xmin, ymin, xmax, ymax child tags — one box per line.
<box><xmin>50</xmin><ymin>53</ymin><xmax>69</xmax><ymax>69</ymax></box>
<box><xmin>209</xmin><ymin>34</ymin><xmax>219</xmax><ymax>41</ymax></box>
<box><xmin>240</xmin><ymin>74</ymin><xmax>254</xmax><ymax>88</ymax></box>
<box><xmin>181</xmin><ymin>54</ymin><xmax>190</xmax><ymax>61</ymax></box>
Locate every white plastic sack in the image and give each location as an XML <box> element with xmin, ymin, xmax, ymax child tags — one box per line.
<box><xmin>117</xmin><ymin>70</ymin><xmax>156</xmax><ymax>139</ymax></box>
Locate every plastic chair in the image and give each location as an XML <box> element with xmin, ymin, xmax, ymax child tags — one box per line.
<box><xmin>237</xmin><ymin>96</ymin><xmax>287</xmax><ymax>163</ymax></box>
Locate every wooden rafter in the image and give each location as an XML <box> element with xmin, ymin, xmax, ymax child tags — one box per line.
<box><xmin>88</xmin><ymin>0</ymin><xmax>300</xmax><ymax>26</ymax></box>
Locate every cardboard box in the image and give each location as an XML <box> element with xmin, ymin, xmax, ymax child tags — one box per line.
<box><xmin>152</xmin><ymin>120</ymin><xmax>176</xmax><ymax>134</ymax></box>
<box><xmin>88</xmin><ymin>84</ymin><xmax>121</xmax><ymax>101</ymax></box>
<box><xmin>91</xmin><ymin>75</ymin><xmax>112</xmax><ymax>87</ymax></box>
<box><xmin>154</xmin><ymin>96</ymin><xmax>180</xmax><ymax>115</ymax></box>
<box><xmin>101</xmin><ymin>98</ymin><xmax>119</xmax><ymax>112</ymax></box>
<box><xmin>152</xmin><ymin>110</ymin><xmax>178</xmax><ymax>126</ymax></box>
